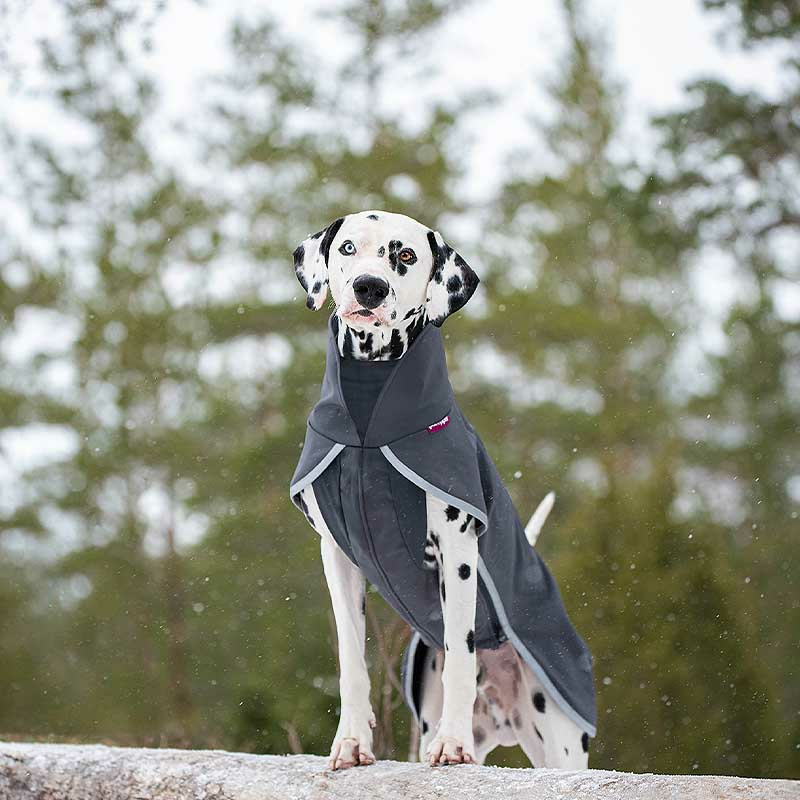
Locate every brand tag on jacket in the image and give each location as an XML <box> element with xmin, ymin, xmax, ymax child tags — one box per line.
<box><xmin>427</xmin><ymin>415</ymin><xmax>450</xmax><ymax>433</ymax></box>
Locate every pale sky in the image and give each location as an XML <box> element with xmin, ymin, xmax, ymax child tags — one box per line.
<box><xmin>139</xmin><ymin>0</ymin><xmax>792</xmax><ymax>195</ymax></box>
<box><xmin>1</xmin><ymin>0</ymin><xmax>790</xmax><ymax>198</ymax></box>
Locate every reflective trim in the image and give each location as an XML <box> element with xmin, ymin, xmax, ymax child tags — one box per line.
<box><xmin>380</xmin><ymin>445</ymin><xmax>488</xmax><ymax>530</ymax></box>
<box><xmin>477</xmin><ymin>558</ymin><xmax>597</xmax><ymax>737</ymax></box>
<box><xmin>289</xmin><ymin>443</ymin><xmax>346</xmax><ymax>499</ymax></box>
<box><xmin>403</xmin><ymin>630</ymin><xmax>423</xmax><ymax>722</ymax></box>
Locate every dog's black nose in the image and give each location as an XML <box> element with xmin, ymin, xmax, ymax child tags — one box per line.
<box><xmin>353</xmin><ymin>274</ymin><xmax>390</xmax><ymax>309</ymax></box>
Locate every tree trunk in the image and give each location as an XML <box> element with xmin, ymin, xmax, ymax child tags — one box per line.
<box><xmin>1</xmin><ymin>742</ymin><xmax>797</xmax><ymax>800</ymax></box>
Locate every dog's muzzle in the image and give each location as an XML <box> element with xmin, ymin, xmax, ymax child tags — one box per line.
<box><xmin>353</xmin><ymin>274</ymin><xmax>390</xmax><ymax>310</ymax></box>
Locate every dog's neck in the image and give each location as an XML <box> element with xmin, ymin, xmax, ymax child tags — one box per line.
<box><xmin>336</xmin><ymin>308</ymin><xmax>428</xmax><ymax>361</ymax></box>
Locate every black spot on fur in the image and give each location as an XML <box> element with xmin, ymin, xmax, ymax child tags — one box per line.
<box><xmin>310</xmin><ymin>228</ymin><xmax>325</xmax><ymax>239</ymax></box>
<box><xmin>459</xmin><ymin>514</ymin><xmax>472</xmax><ymax>533</ymax></box>
<box><xmin>367</xmin><ymin>214</ymin><xmax>379</xmax><ymax>220</ymax></box>
<box><xmin>312</xmin><ymin>281</ymin><xmax>322</xmax><ymax>294</ymax></box>
<box><xmin>377</xmin><ymin>245</ymin><xmax>385</xmax><ymax>257</ymax></box>
<box><xmin>342</xmin><ymin>326</ymin><xmax>355</xmax><ymax>358</ymax></box>
<box><xmin>512</xmin><ymin>710</ymin><xmax>522</xmax><ymax>728</ymax></box>
<box><xmin>427</xmin><ymin>230</ymin><xmax>446</xmax><ymax>283</ymax></box>
<box><xmin>319</xmin><ymin>217</ymin><xmax>345</xmax><ymax>266</ymax></box>
<box><xmin>473</xmin><ymin>726</ymin><xmax>486</xmax><ymax>745</ymax></box>
<box><xmin>445</xmin><ymin>505</ymin><xmax>460</xmax><ymax>521</ymax></box>
<box><xmin>534</xmin><ymin>725</ymin><xmax>544</xmax><ymax>741</ymax></box>
<box><xmin>305</xmin><ymin>295</ymin><xmax>315</xmax><ymax>309</ymax></box>
<box><xmin>533</xmin><ymin>691</ymin><xmax>546</xmax><ymax>713</ymax></box>
<box><xmin>466</xmin><ymin>629</ymin><xmax>475</xmax><ymax>653</ymax></box>
<box><xmin>298</xmin><ymin>494</ymin><xmax>315</xmax><ymax>528</ymax></box>
<box><xmin>582</xmin><ymin>732</ymin><xmax>589</xmax><ymax>753</ymax></box>
<box><xmin>294</xmin><ymin>244</ymin><xmax>310</xmax><ymax>296</ymax></box>
<box><xmin>359</xmin><ymin>333</ymin><xmax>374</xmax><ymax>354</ymax></box>
<box><xmin>377</xmin><ymin>328</ymin><xmax>404</xmax><ymax>359</ymax></box>
<box><xmin>431</xmin><ymin>656</ymin><xmax>437</xmax><ymax>672</ymax></box>
<box><xmin>458</xmin><ymin>563</ymin><xmax>471</xmax><ymax>580</ymax></box>
<box><xmin>446</xmin><ymin>274</ymin><xmax>462</xmax><ymax>294</ymax></box>
<box><xmin>388</xmin><ymin>240</ymin><xmax>407</xmax><ymax>276</ymax></box>
<box><xmin>448</xmin><ymin>254</ymin><xmax>480</xmax><ymax>318</ymax></box>
<box><xmin>390</xmin><ymin>310</ymin><xmax>397</xmax><ymax>320</ymax></box>
<box><xmin>388</xmin><ymin>328</ymin><xmax>404</xmax><ymax>358</ymax></box>
<box><xmin>429</xmin><ymin>531</ymin><xmax>439</xmax><ymax>548</ymax></box>
<box><xmin>404</xmin><ymin>313</ymin><xmax>426</xmax><ymax>349</ymax></box>
<box><xmin>564</xmin><ymin>747</ymin><xmax>569</xmax><ymax>756</ymax></box>
<box><xmin>440</xmin><ymin>580</ymin><xmax>446</xmax><ymax>604</ymax></box>
<box><xmin>422</xmin><ymin>719</ymin><xmax>428</xmax><ymax>734</ymax></box>
<box><xmin>361</xmin><ymin>594</ymin><xmax>366</xmax><ymax>615</ymax></box>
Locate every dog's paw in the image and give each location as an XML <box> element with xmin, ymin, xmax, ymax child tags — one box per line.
<box><xmin>328</xmin><ymin>711</ymin><xmax>376</xmax><ymax>770</ymax></box>
<box><xmin>425</xmin><ymin>733</ymin><xmax>476</xmax><ymax>766</ymax></box>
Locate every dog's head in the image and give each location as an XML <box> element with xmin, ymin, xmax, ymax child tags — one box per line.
<box><xmin>292</xmin><ymin>210</ymin><xmax>479</xmax><ymax>331</ymax></box>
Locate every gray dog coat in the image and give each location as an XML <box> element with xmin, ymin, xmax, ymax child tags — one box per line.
<box><xmin>290</xmin><ymin>316</ymin><xmax>596</xmax><ymax>736</ymax></box>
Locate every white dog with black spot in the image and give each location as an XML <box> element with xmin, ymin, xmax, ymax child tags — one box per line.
<box><xmin>290</xmin><ymin>210</ymin><xmax>595</xmax><ymax>770</ymax></box>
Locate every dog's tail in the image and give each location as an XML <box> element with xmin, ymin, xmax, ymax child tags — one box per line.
<box><xmin>524</xmin><ymin>491</ymin><xmax>555</xmax><ymax>547</ymax></box>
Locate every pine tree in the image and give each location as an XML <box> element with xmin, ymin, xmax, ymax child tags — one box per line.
<box><xmin>466</xmin><ymin>0</ymin><xmax>784</xmax><ymax>773</ymax></box>
<box><xmin>650</xmin><ymin>0</ymin><xmax>800</xmax><ymax>776</ymax></box>
<box><xmin>1</xmin><ymin>1</ymin><xmax>222</xmax><ymax>742</ymax></box>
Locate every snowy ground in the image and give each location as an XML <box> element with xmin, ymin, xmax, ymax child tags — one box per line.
<box><xmin>2</xmin><ymin>742</ymin><xmax>798</xmax><ymax>800</ymax></box>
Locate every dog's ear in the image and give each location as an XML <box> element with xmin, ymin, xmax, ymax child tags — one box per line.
<box><xmin>292</xmin><ymin>217</ymin><xmax>345</xmax><ymax>310</ymax></box>
<box><xmin>425</xmin><ymin>230</ymin><xmax>480</xmax><ymax>326</ymax></box>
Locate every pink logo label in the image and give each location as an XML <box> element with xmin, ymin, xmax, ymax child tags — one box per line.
<box><xmin>427</xmin><ymin>415</ymin><xmax>450</xmax><ymax>433</ymax></box>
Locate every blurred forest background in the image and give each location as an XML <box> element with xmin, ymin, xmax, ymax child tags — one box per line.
<box><xmin>1</xmin><ymin>0</ymin><xmax>798</xmax><ymax>779</ymax></box>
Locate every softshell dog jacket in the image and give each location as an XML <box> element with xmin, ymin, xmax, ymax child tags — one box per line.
<box><xmin>290</xmin><ymin>316</ymin><xmax>597</xmax><ymax>736</ymax></box>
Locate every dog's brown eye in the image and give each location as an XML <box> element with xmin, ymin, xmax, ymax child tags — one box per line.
<box><xmin>339</xmin><ymin>240</ymin><xmax>356</xmax><ymax>256</ymax></box>
<box><xmin>399</xmin><ymin>248</ymin><xmax>417</xmax><ymax>264</ymax></box>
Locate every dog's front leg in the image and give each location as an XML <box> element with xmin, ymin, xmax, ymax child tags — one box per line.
<box><xmin>424</xmin><ymin>496</ymin><xmax>479</xmax><ymax>765</ymax></box>
<box><xmin>301</xmin><ymin>486</ymin><xmax>375</xmax><ymax>770</ymax></box>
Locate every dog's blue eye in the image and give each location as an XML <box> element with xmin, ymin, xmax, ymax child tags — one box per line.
<box><xmin>339</xmin><ymin>240</ymin><xmax>356</xmax><ymax>256</ymax></box>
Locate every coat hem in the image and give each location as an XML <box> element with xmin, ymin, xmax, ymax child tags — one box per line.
<box><xmin>477</xmin><ymin>558</ymin><xmax>596</xmax><ymax>737</ymax></box>
<box><xmin>380</xmin><ymin>445</ymin><xmax>488</xmax><ymax>534</ymax></box>
<box><xmin>386</xmin><ymin>446</ymin><xmax>595</xmax><ymax>736</ymax></box>
<box><xmin>402</xmin><ymin>573</ymin><xmax>596</xmax><ymax>737</ymax></box>
<box><xmin>289</xmin><ymin>442</ymin><xmax>346</xmax><ymax>500</ymax></box>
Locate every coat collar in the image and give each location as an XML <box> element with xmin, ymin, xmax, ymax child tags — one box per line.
<box><xmin>308</xmin><ymin>314</ymin><xmax>454</xmax><ymax>448</ymax></box>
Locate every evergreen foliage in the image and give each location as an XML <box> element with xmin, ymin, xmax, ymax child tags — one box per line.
<box><xmin>0</xmin><ymin>0</ymin><xmax>796</xmax><ymax>777</ymax></box>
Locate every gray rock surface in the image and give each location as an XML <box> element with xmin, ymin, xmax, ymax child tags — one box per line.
<box><xmin>1</xmin><ymin>742</ymin><xmax>797</xmax><ymax>800</ymax></box>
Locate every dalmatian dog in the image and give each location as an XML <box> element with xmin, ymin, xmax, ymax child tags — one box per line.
<box><xmin>292</xmin><ymin>210</ymin><xmax>590</xmax><ymax>770</ymax></box>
